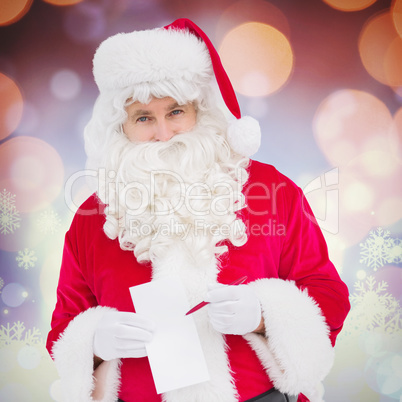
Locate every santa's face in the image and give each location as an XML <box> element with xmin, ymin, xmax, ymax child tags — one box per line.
<box><xmin>98</xmin><ymin>103</ymin><xmax>249</xmax><ymax>263</ymax></box>
<box><xmin>122</xmin><ymin>97</ymin><xmax>197</xmax><ymax>142</ymax></box>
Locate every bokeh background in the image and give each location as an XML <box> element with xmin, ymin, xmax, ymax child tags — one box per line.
<box><xmin>0</xmin><ymin>0</ymin><xmax>401</xmax><ymax>400</ymax></box>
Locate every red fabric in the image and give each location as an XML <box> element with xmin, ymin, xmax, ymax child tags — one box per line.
<box><xmin>47</xmin><ymin>160</ymin><xmax>350</xmax><ymax>401</ymax></box>
<box><xmin>164</xmin><ymin>18</ymin><xmax>241</xmax><ymax>119</ymax></box>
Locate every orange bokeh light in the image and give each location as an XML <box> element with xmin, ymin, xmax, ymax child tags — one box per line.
<box><xmin>313</xmin><ymin>90</ymin><xmax>401</xmax><ymax>245</ymax></box>
<box><xmin>322</xmin><ymin>0</ymin><xmax>377</xmax><ymax>11</ymax></box>
<box><xmin>0</xmin><ymin>0</ymin><xmax>32</xmax><ymax>26</ymax></box>
<box><xmin>376</xmin><ymin>196</ymin><xmax>402</xmax><ymax>227</ymax></box>
<box><xmin>335</xmin><ymin>160</ymin><xmax>402</xmax><ymax>245</ymax></box>
<box><xmin>42</xmin><ymin>0</ymin><xmax>84</xmax><ymax>6</ymax></box>
<box><xmin>393</xmin><ymin>0</ymin><xmax>402</xmax><ymax>38</ymax></box>
<box><xmin>389</xmin><ymin>107</ymin><xmax>402</xmax><ymax>162</ymax></box>
<box><xmin>336</xmin><ymin>175</ymin><xmax>378</xmax><ymax>245</ymax></box>
<box><xmin>216</xmin><ymin>0</ymin><xmax>291</xmax><ymax>42</ymax></box>
<box><xmin>344</xmin><ymin>153</ymin><xmax>402</xmax><ymax>228</ymax></box>
<box><xmin>0</xmin><ymin>136</ymin><xmax>64</xmax><ymax>213</ymax></box>
<box><xmin>359</xmin><ymin>11</ymin><xmax>402</xmax><ymax>87</ymax></box>
<box><xmin>219</xmin><ymin>22</ymin><xmax>293</xmax><ymax>97</ymax></box>
<box><xmin>0</xmin><ymin>73</ymin><xmax>24</xmax><ymax>141</ymax></box>
<box><xmin>313</xmin><ymin>89</ymin><xmax>393</xmax><ymax>167</ymax></box>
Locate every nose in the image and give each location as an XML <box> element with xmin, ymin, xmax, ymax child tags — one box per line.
<box><xmin>155</xmin><ymin>120</ymin><xmax>175</xmax><ymax>142</ymax></box>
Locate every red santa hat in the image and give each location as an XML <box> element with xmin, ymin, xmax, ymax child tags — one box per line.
<box><xmin>92</xmin><ymin>18</ymin><xmax>261</xmax><ymax>157</ymax></box>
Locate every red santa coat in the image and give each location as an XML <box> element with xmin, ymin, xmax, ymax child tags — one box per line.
<box><xmin>46</xmin><ymin>160</ymin><xmax>350</xmax><ymax>402</ymax></box>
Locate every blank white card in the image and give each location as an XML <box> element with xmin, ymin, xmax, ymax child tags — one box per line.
<box><xmin>129</xmin><ymin>277</ymin><xmax>210</xmax><ymax>394</ymax></box>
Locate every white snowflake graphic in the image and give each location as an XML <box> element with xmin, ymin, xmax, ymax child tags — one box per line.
<box><xmin>0</xmin><ymin>321</ymin><xmax>54</xmax><ymax>390</ymax></box>
<box><xmin>341</xmin><ymin>276</ymin><xmax>402</xmax><ymax>338</ymax></box>
<box><xmin>0</xmin><ymin>321</ymin><xmax>42</xmax><ymax>348</ymax></box>
<box><xmin>0</xmin><ymin>188</ymin><xmax>17</xmax><ymax>211</ymax></box>
<box><xmin>16</xmin><ymin>248</ymin><xmax>38</xmax><ymax>270</ymax></box>
<box><xmin>36</xmin><ymin>209</ymin><xmax>61</xmax><ymax>234</ymax></box>
<box><xmin>0</xmin><ymin>189</ymin><xmax>21</xmax><ymax>235</ymax></box>
<box><xmin>388</xmin><ymin>238</ymin><xmax>402</xmax><ymax>264</ymax></box>
<box><xmin>359</xmin><ymin>228</ymin><xmax>395</xmax><ymax>270</ymax></box>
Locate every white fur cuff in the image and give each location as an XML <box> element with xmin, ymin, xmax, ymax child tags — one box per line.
<box><xmin>244</xmin><ymin>279</ymin><xmax>334</xmax><ymax>400</ymax></box>
<box><xmin>51</xmin><ymin>306</ymin><xmax>121</xmax><ymax>402</ymax></box>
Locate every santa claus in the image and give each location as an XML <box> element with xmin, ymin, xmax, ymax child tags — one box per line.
<box><xmin>46</xmin><ymin>18</ymin><xmax>350</xmax><ymax>402</ymax></box>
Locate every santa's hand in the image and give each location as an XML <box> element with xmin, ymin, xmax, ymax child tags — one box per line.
<box><xmin>206</xmin><ymin>283</ymin><xmax>262</xmax><ymax>335</ymax></box>
<box><xmin>93</xmin><ymin>311</ymin><xmax>155</xmax><ymax>361</ymax></box>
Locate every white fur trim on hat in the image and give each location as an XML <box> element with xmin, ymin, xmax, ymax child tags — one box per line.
<box><xmin>93</xmin><ymin>28</ymin><xmax>212</xmax><ymax>93</ymax></box>
<box><xmin>227</xmin><ymin>115</ymin><xmax>261</xmax><ymax>157</ymax></box>
<box><xmin>51</xmin><ymin>306</ymin><xmax>121</xmax><ymax>402</ymax></box>
<box><xmin>92</xmin><ymin>23</ymin><xmax>261</xmax><ymax>158</ymax></box>
<box><xmin>243</xmin><ymin>278</ymin><xmax>334</xmax><ymax>400</ymax></box>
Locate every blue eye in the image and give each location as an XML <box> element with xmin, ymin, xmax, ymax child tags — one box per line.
<box><xmin>137</xmin><ymin>116</ymin><xmax>149</xmax><ymax>122</ymax></box>
<box><xmin>171</xmin><ymin>110</ymin><xmax>182</xmax><ymax>116</ymax></box>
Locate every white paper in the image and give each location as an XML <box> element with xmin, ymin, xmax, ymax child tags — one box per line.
<box><xmin>129</xmin><ymin>277</ymin><xmax>210</xmax><ymax>394</ymax></box>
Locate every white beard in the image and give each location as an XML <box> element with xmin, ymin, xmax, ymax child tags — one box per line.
<box><xmin>97</xmin><ymin>111</ymin><xmax>249</xmax><ymax>268</ymax></box>
<box><xmin>95</xmin><ymin>112</ymin><xmax>249</xmax><ymax>401</ymax></box>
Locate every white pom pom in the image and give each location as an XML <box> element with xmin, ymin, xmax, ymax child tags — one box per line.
<box><xmin>227</xmin><ymin>116</ymin><xmax>261</xmax><ymax>157</ymax></box>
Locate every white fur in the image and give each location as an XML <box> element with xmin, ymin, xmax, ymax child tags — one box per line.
<box><xmin>89</xmin><ymin>26</ymin><xmax>261</xmax><ymax>160</ymax></box>
<box><xmin>50</xmin><ymin>260</ymin><xmax>334</xmax><ymax>401</ymax></box>
<box><xmin>51</xmin><ymin>306</ymin><xmax>121</xmax><ymax>402</ymax></box>
<box><xmin>93</xmin><ymin>28</ymin><xmax>211</xmax><ymax>94</ymax></box>
<box><xmin>244</xmin><ymin>279</ymin><xmax>335</xmax><ymax>400</ymax></box>
<box><xmin>227</xmin><ymin>116</ymin><xmax>261</xmax><ymax>157</ymax></box>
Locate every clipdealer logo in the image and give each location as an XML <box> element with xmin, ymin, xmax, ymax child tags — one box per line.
<box><xmin>302</xmin><ymin>168</ymin><xmax>339</xmax><ymax>235</ymax></box>
<box><xmin>63</xmin><ymin>167</ymin><xmax>340</xmax><ymax>235</ymax></box>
